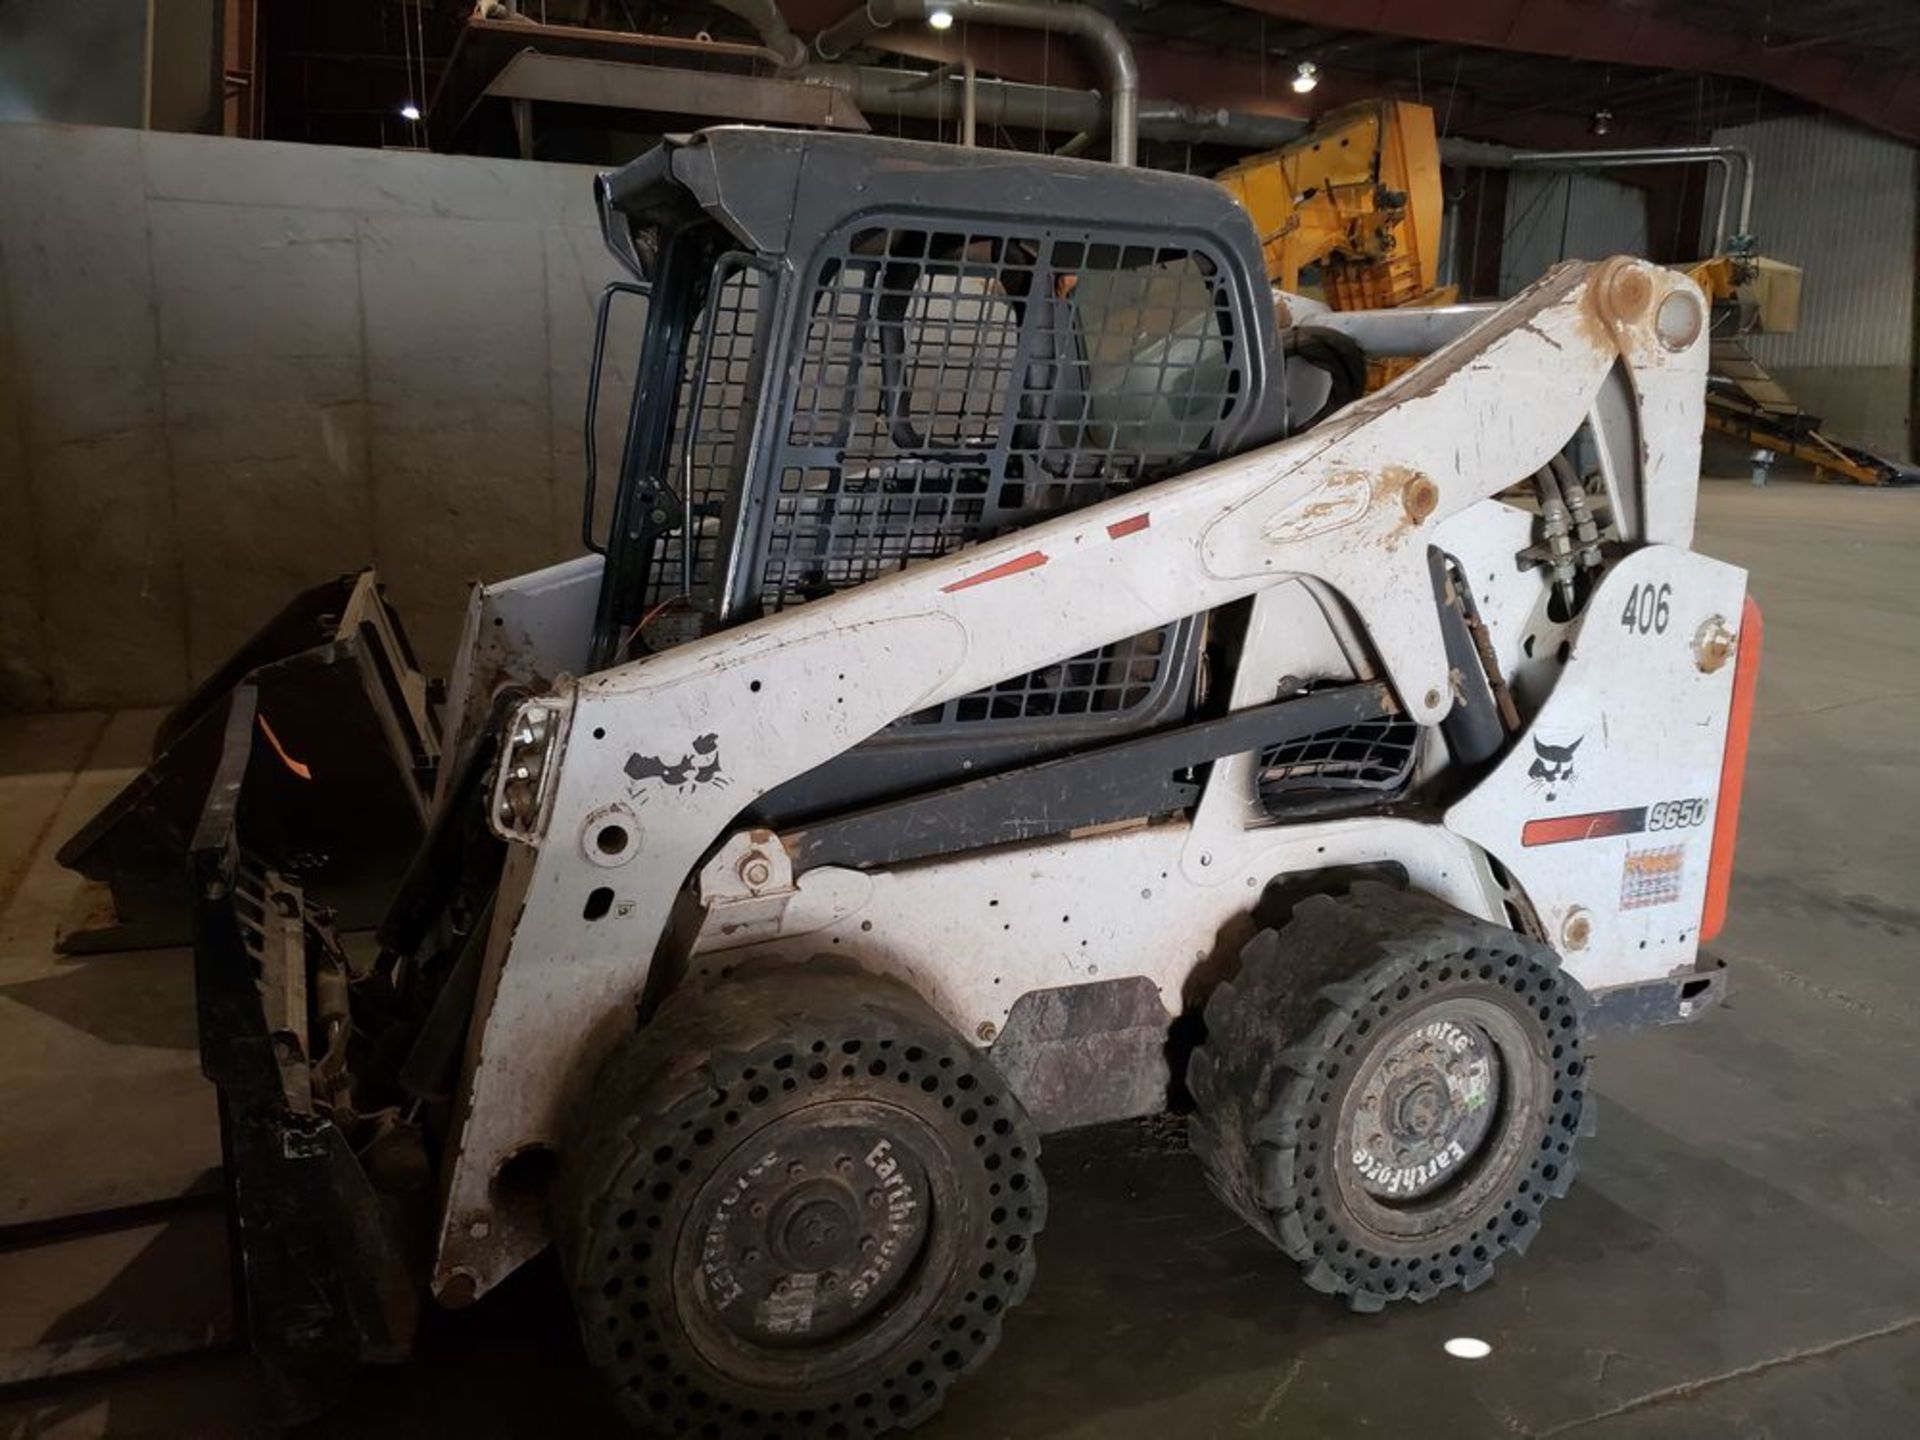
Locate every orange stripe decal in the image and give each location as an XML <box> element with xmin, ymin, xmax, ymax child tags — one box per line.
<box><xmin>1106</xmin><ymin>513</ymin><xmax>1151</xmax><ymax>539</ymax></box>
<box><xmin>257</xmin><ymin>714</ymin><xmax>313</xmax><ymax>781</ymax></box>
<box><xmin>1521</xmin><ymin>808</ymin><xmax>1647</xmax><ymax>847</ymax></box>
<box><xmin>941</xmin><ymin>549</ymin><xmax>1049</xmax><ymax>594</ymax></box>
<box><xmin>1701</xmin><ymin>596</ymin><xmax>1763</xmax><ymax>942</ymax></box>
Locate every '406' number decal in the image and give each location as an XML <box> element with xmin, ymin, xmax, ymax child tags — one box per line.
<box><xmin>1647</xmin><ymin>797</ymin><xmax>1708</xmax><ymax>831</ymax></box>
<box><xmin>1621</xmin><ymin>582</ymin><xmax>1672</xmax><ymax>635</ymax></box>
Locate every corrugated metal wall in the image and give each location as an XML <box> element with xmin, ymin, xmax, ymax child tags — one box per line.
<box><xmin>1485</xmin><ymin>114</ymin><xmax>1914</xmax><ymax>461</ymax></box>
<box><xmin>1499</xmin><ymin>172</ymin><xmax>1649</xmax><ymax>296</ymax></box>
<box><xmin>1710</xmin><ymin>114</ymin><xmax>1916</xmax><ymax>372</ymax></box>
<box><xmin>1706</xmin><ymin>114</ymin><xmax>1915</xmax><ymax>461</ymax></box>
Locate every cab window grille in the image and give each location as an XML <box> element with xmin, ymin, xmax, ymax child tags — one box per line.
<box><xmin>763</xmin><ymin>223</ymin><xmax>1246</xmax><ymax>730</ymax></box>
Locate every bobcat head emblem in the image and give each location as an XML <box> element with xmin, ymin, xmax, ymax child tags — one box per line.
<box><xmin>1527</xmin><ymin>735</ymin><xmax>1583</xmax><ymax>802</ymax></box>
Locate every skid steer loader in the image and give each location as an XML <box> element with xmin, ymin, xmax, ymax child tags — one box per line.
<box><xmin>160</xmin><ymin>127</ymin><xmax>1760</xmax><ymax>1435</ymax></box>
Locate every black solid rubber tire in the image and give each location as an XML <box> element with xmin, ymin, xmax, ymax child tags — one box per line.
<box><xmin>1186</xmin><ymin>882</ymin><xmax>1590</xmax><ymax>1311</ymax></box>
<box><xmin>557</xmin><ymin>965</ymin><xmax>1047</xmax><ymax>1440</ymax></box>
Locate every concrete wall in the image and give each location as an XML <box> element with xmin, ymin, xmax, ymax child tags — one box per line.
<box><xmin>0</xmin><ymin>122</ymin><xmax>636</xmax><ymax>711</ymax></box>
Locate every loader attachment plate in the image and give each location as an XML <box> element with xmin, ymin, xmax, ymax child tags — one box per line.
<box><xmin>58</xmin><ymin>571</ymin><xmax>438</xmax><ymax>953</ymax></box>
<box><xmin>191</xmin><ymin>687</ymin><xmax>424</xmax><ymax>1401</ymax></box>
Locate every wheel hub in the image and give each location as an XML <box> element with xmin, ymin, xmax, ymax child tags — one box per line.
<box><xmin>772</xmin><ymin>1190</ymin><xmax>860</xmax><ymax>1271</ymax></box>
<box><xmin>691</xmin><ymin>1107</ymin><xmax>934</xmax><ymax>1351</ymax></box>
<box><xmin>1346</xmin><ymin>1015</ymin><xmax>1501</xmax><ymax>1202</ymax></box>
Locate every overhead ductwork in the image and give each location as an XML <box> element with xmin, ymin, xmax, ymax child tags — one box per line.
<box><xmin>826</xmin><ymin>63</ymin><xmax>1303</xmax><ymax>152</ymax></box>
<box><xmin>1441</xmin><ymin>138</ymin><xmax>1756</xmax><ymax>254</ymax></box>
<box><xmin>814</xmin><ymin>0</ymin><xmax>1139</xmax><ymax>165</ymax></box>
<box><xmin>713</xmin><ymin>0</ymin><xmax>811</xmax><ymax>69</ymax></box>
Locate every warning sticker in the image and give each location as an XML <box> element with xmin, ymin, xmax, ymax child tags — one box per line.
<box><xmin>1620</xmin><ymin>845</ymin><xmax>1686</xmax><ymax>910</ymax></box>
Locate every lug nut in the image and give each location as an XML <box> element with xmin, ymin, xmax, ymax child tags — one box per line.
<box><xmin>788</xmin><ymin>1161</ymin><xmax>806</xmax><ymax>1180</ymax></box>
<box><xmin>749</xmin><ymin>1200</ymin><xmax>767</xmax><ymax>1218</ymax></box>
<box><xmin>860</xmin><ymin>1236</ymin><xmax>878</xmax><ymax>1255</ymax></box>
<box><xmin>866</xmin><ymin>1189</ymin><xmax>885</xmax><ymax>1209</ymax></box>
<box><xmin>835</xmin><ymin>1156</ymin><xmax>854</xmax><ymax>1176</ymax></box>
<box><xmin>742</xmin><ymin>1248</ymin><xmax>761</xmax><ymax>1265</ymax></box>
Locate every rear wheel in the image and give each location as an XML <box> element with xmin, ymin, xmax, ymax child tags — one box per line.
<box><xmin>1188</xmin><ymin>882</ymin><xmax>1589</xmax><ymax>1310</ymax></box>
<box><xmin>560</xmin><ymin>967</ymin><xmax>1046</xmax><ymax>1439</ymax></box>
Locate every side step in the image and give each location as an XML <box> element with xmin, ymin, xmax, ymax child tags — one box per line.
<box><xmin>56</xmin><ymin>571</ymin><xmax>439</xmax><ymax>953</ymax></box>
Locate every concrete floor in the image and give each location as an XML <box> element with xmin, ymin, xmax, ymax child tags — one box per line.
<box><xmin>2</xmin><ymin>477</ymin><xmax>1917</xmax><ymax>1438</ymax></box>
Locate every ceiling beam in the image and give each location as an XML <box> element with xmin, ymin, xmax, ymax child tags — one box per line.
<box><xmin>1216</xmin><ymin>0</ymin><xmax>1920</xmax><ymax>143</ymax></box>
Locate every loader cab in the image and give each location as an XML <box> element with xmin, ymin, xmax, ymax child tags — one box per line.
<box><xmin>583</xmin><ymin>128</ymin><xmax>1288</xmax><ymax>815</ymax></box>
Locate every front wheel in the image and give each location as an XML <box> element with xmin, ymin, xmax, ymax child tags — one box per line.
<box><xmin>559</xmin><ymin>966</ymin><xmax>1046</xmax><ymax>1439</ymax></box>
<box><xmin>1188</xmin><ymin>882</ymin><xmax>1589</xmax><ymax>1310</ymax></box>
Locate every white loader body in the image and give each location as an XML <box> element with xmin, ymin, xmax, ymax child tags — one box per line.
<box><xmin>426</xmin><ymin>256</ymin><xmax>1750</xmax><ymax>1303</ymax></box>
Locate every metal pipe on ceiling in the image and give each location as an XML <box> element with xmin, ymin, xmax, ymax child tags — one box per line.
<box><xmin>885</xmin><ymin>59</ymin><xmax>979</xmax><ymax>146</ymax></box>
<box><xmin>471</xmin><ymin>44</ymin><xmax>1302</xmax><ymax>153</ymax></box>
<box><xmin>1136</xmin><ymin>99</ymin><xmax>1304</xmax><ymax>149</ymax></box>
<box><xmin>1441</xmin><ymin>138</ymin><xmax>1756</xmax><ymax>254</ymax></box>
<box><xmin>814</xmin><ymin>0</ymin><xmax>1139</xmax><ymax>165</ymax></box>
<box><xmin>825</xmin><ymin>64</ymin><xmax>1303</xmax><ymax>151</ymax></box>
<box><xmin>714</xmin><ymin>0</ymin><xmax>810</xmax><ymax>68</ymax></box>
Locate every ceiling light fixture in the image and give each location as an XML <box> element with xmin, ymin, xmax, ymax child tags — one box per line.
<box><xmin>1290</xmin><ymin>60</ymin><xmax>1319</xmax><ymax>94</ymax></box>
<box><xmin>399</xmin><ymin>101</ymin><xmax>423</xmax><ymax>122</ymax></box>
<box><xmin>928</xmin><ymin>6</ymin><xmax>955</xmax><ymax>30</ymax></box>
<box><xmin>1592</xmin><ymin>107</ymin><xmax>1613</xmax><ymax>136</ymax></box>
<box><xmin>1444</xmin><ymin>1337</ymin><xmax>1493</xmax><ymax>1361</ymax></box>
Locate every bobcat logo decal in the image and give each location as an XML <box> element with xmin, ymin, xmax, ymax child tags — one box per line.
<box><xmin>1527</xmin><ymin>735</ymin><xmax>1583</xmax><ymax>802</ymax></box>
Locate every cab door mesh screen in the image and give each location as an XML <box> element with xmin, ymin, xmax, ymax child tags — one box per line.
<box><xmin>645</xmin><ymin>258</ymin><xmax>762</xmax><ymax>619</ymax></box>
<box><xmin>766</xmin><ymin>225</ymin><xmax>1247</xmax><ymax>729</ymax></box>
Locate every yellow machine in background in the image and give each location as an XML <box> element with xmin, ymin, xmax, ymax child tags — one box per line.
<box><xmin>1221</xmin><ymin>104</ymin><xmax>1905</xmax><ymax>482</ymax></box>
<box><xmin>1215</xmin><ymin>98</ymin><xmax>1453</xmax><ymax>312</ymax></box>
<box><xmin>1683</xmin><ymin>257</ymin><xmax>1896</xmax><ymax>484</ymax></box>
